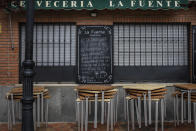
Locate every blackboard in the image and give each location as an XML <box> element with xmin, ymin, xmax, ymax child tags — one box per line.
<box><xmin>78</xmin><ymin>26</ymin><xmax>113</xmax><ymax>84</ymax></box>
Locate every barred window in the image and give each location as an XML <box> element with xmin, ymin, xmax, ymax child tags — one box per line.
<box><xmin>20</xmin><ymin>23</ymin><xmax>76</xmax><ymax>82</ymax></box>
<box><xmin>114</xmin><ymin>24</ymin><xmax>188</xmax><ymax>66</ymax></box>
<box><xmin>20</xmin><ymin>23</ymin><xmax>76</xmax><ymax>66</ymax></box>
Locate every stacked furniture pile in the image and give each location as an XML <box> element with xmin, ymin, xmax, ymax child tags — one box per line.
<box><xmin>123</xmin><ymin>84</ymin><xmax>168</xmax><ymax>131</ymax></box>
<box><xmin>75</xmin><ymin>85</ymin><xmax>118</xmax><ymax>131</ymax></box>
<box><xmin>173</xmin><ymin>84</ymin><xmax>196</xmax><ymax>130</ymax></box>
<box><xmin>6</xmin><ymin>86</ymin><xmax>50</xmax><ymax>130</ymax></box>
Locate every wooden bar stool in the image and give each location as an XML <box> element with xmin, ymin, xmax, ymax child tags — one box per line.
<box><xmin>75</xmin><ymin>85</ymin><xmax>118</xmax><ymax>131</ymax></box>
<box><xmin>6</xmin><ymin>86</ymin><xmax>50</xmax><ymax>131</ymax></box>
<box><xmin>125</xmin><ymin>87</ymin><xmax>167</xmax><ymax>131</ymax></box>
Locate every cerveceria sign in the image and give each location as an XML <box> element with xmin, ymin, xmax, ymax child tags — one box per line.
<box><xmin>11</xmin><ymin>0</ymin><xmax>188</xmax><ymax>10</ymax></box>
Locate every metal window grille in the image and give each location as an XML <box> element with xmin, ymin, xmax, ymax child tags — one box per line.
<box><xmin>114</xmin><ymin>23</ymin><xmax>188</xmax><ymax>66</ymax></box>
<box><xmin>20</xmin><ymin>23</ymin><xmax>76</xmax><ymax>67</ymax></box>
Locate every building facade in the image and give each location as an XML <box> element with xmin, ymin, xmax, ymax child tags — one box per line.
<box><xmin>0</xmin><ymin>1</ymin><xmax>196</xmax><ymax>85</ymax></box>
<box><xmin>0</xmin><ymin>0</ymin><xmax>196</xmax><ymax>123</ymax></box>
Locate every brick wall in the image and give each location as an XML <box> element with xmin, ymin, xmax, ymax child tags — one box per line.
<box><xmin>0</xmin><ymin>7</ymin><xmax>196</xmax><ymax>85</ymax></box>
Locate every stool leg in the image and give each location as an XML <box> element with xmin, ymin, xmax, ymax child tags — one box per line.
<box><xmin>155</xmin><ymin>101</ymin><xmax>159</xmax><ymax>131</ymax></box>
<box><xmin>41</xmin><ymin>93</ymin><xmax>44</xmax><ymax>122</ymax></box>
<box><xmin>174</xmin><ymin>95</ymin><xmax>176</xmax><ymax>126</ymax></box>
<box><xmin>138</xmin><ymin>97</ymin><xmax>141</xmax><ymax>128</ymax></box>
<box><xmin>127</xmin><ymin>99</ymin><xmax>130</xmax><ymax>131</ymax></box>
<box><xmin>188</xmin><ymin>90</ymin><xmax>191</xmax><ymax>124</ymax></box>
<box><xmin>176</xmin><ymin>94</ymin><xmax>179</xmax><ymax>126</ymax></box>
<box><xmin>107</xmin><ymin>101</ymin><xmax>111</xmax><ymax>131</ymax></box>
<box><xmin>111</xmin><ymin>99</ymin><xmax>114</xmax><ymax>130</ymax></box>
<box><xmin>77</xmin><ymin>101</ymin><xmax>80</xmax><ymax>131</ymax></box>
<box><xmin>85</xmin><ymin>98</ymin><xmax>88</xmax><ymax>131</ymax></box>
<box><xmin>89</xmin><ymin>101</ymin><xmax>91</xmax><ymax>115</ymax></box>
<box><xmin>148</xmin><ymin>91</ymin><xmax>152</xmax><ymax>125</ymax></box>
<box><xmin>135</xmin><ymin>99</ymin><xmax>140</xmax><ymax>127</ymax></box>
<box><xmin>116</xmin><ymin>91</ymin><xmax>119</xmax><ymax>123</ymax></box>
<box><xmin>37</xmin><ymin>94</ymin><xmax>40</xmax><ymax>127</ymax></box>
<box><xmin>81</xmin><ymin>100</ymin><xmax>84</xmax><ymax>131</ymax></box>
<box><xmin>11</xmin><ymin>94</ymin><xmax>15</xmax><ymax>125</ymax></box>
<box><xmin>101</xmin><ymin>91</ymin><xmax>104</xmax><ymax>124</ymax></box>
<box><xmin>7</xmin><ymin>99</ymin><xmax>12</xmax><ymax>130</ymax></box>
<box><xmin>124</xmin><ymin>90</ymin><xmax>127</xmax><ymax>120</ymax></box>
<box><xmin>161</xmin><ymin>99</ymin><xmax>164</xmax><ymax>131</ymax></box>
<box><xmin>94</xmin><ymin>94</ymin><xmax>98</xmax><ymax>128</ymax></box>
<box><xmin>184</xmin><ymin>100</ymin><xmax>186</xmax><ymax>120</ymax></box>
<box><xmin>131</xmin><ymin>99</ymin><xmax>135</xmax><ymax>130</ymax></box>
<box><xmin>164</xmin><ymin>98</ymin><xmax>167</xmax><ymax>118</ymax></box>
<box><xmin>144</xmin><ymin>94</ymin><xmax>148</xmax><ymax>127</ymax></box>
<box><xmin>181</xmin><ymin>92</ymin><xmax>184</xmax><ymax>124</ymax></box>
<box><xmin>194</xmin><ymin>103</ymin><xmax>196</xmax><ymax>131</ymax></box>
<box><xmin>33</xmin><ymin>101</ymin><xmax>36</xmax><ymax>130</ymax></box>
<box><xmin>45</xmin><ymin>99</ymin><xmax>49</xmax><ymax>127</ymax></box>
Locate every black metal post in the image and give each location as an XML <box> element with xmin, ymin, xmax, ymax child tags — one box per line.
<box><xmin>22</xmin><ymin>0</ymin><xmax>35</xmax><ymax>131</ymax></box>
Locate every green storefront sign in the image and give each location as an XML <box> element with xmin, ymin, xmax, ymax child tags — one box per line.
<box><xmin>10</xmin><ymin>0</ymin><xmax>188</xmax><ymax>10</ymax></box>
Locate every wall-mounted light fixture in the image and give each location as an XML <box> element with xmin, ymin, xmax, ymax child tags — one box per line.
<box><xmin>90</xmin><ymin>12</ymin><xmax>97</xmax><ymax>17</ymax></box>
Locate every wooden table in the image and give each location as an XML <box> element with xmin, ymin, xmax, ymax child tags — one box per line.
<box><xmin>123</xmin><ymin>84</ymin><xmax>166</xmax><ymax>126</ymax></box>
<box><xmin>174</xmin><ymin>84</ymin><xmax>196</xmax><ymax>124</ymax></box>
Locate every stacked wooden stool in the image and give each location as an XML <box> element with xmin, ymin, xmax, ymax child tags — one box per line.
<box><xmin>173</xmin><ymin>84</ymin><xmax>196</xmax><ymax>130</ymax></box>
<box><xmin>6</xmin><ymin>86</ymin><xmax>50</xmax><ymax>130</ymax></box>
<box><xmin>123</xmin><ymin>84</ymin><xmax>167</xmax><ymax>131</ymax></box>
<box><xmin>75</xmin><ymin>85</ymin><xmax>118</xmax><ymax>131</ymax></box>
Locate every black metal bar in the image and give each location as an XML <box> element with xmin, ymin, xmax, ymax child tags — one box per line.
<box><xmin>42</xmin><ymin>24</ymin><xmax>44</xmax><ymax>66</ymax></box>
<box><xmin>134</xmin><ymin>25</ymin><xmax>135</xmax><ymax>66</ymax></box>
<box><xmin>151</xmin><ymin>24</ymin><xmax>152</xmax><ymax>66</ymax></box>
<box><xmin>178</xmin><ymin>25</ymin><xmax>180</xmax><ymax>65</ymax></box>
<box><xmin>162</xmin><ymin>25</ymin><xmax>163</xmax><ymax>65</ymax></box>
<box><xmin>123</xmin><ymin>24</ymin><xmax>125</xmax><ymax>66</ymax></box>
<box><xmin>64</xmin><ymin>24</ymin><xmax>66</xmax><ymax>66</ymax></box>
<box><xmin>53</xmin><ymin>24</ymin><xmax>54</xmax><ymax>66</ymax></box>
<box><xmin>118</xmin><ymin>24</ymin><xmax>119</xmax><ymax>65</ymax></box>
<box><xmin>140</xmin><ymin>24</ymin><xmax>141</xmax><ymax>66</ymax></box>
<box><xmin>22</xmin><ymin>0</ymin><xmax>35</xmax><ymax>130</ymax></box>
<box><xmin>47</xmin><ymin>24</ymin><xmax>49</xmax><ymax>66</ymax></box>
<box><xmin>35</xmin><ymin>24</ymin><xmax>37</xmax><ymax>66</ymax></box>
<box><xmin>156</xmin><ymin>24</ymin><xmax>157</xmax><ymax>66</ymax></box>
<box><xmin>172</xmin><ymin>24</ymin><xmax>174</xmax><ymax>66</ymax></box>
<box><xmin>59</xmin><ymin>23</ymin><xmax>61</xmax><ymax>66</ymax></box>
<box><xmin>69</xmin><ymin>24</ymin><xmax>72</xmax><ymax>66</ymax></box>
<box><xmin>128</xmin><ymin>24</ymin><xmax>130</xmax><ymax>66</ymax></box>
<box><xmin>167</xmin><ymin>25</ymin><xmax>169</xmax><ymax>65</ymax></box>
<box><xmin>145</xmin><ymin>24</ymin><xmax>147</xmax><ymax>66</ymax></box>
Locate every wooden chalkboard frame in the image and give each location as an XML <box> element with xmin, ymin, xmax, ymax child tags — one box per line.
<box><xmin>77</xmin><ymin>25</ymin><xmax>113</xmax><ymax>84</ymax></box>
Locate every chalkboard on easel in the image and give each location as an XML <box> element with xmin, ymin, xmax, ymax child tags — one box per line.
<box><xmin>77</xmin><ymin>26</ymin><xmax>113</xmax><ymax>84</ymax></box>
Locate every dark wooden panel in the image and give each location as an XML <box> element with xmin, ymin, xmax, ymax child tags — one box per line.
<box><xmin>114</xmin><ymin>66</ymin><xmax>189</xmax><ymax>82</ymax></box>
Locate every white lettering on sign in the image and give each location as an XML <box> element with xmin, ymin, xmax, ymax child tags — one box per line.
<box><xmin>37</xmin><ymin>1</ymin><xmax>42</xmax><ymax>7</ymax></box>
<box><xmin>157</xmin><ymin>1</ymin><xmax>163</xmax><ymax>7</ymax></box>
<box><xmin>118</xmin><ymin>1</ymin><xmax>123</xmax><ymax>7</ymax></box>
<box><xmin>130</xmin><ymin>1</ymin><xmax>136</xmax><ymax>7</ymax></box>
<box><xmin>20</xmin><ymin>1</ymin><xmax>25</xmax><ymax>7</ymax></box>
<box><xmin>46</xmin><ymin>1</ymin><xmax>51</xmax><ymax>7</ymax></box>
<box><xmin>148</xmin><ymin>1</ymin><xmax>153</xmax><ymax>7</ymax></box>
<box><xmin>71</xmin><ymin>1</ymin><xmax>77</xmax><ymax>7</ymax></box>
<box><xmin>175</xmin><ymin>1</ymin><xmax>180</xmax><ymax>7</ymax></box>
<box><xmin>87</xmin><ymin>1</ymin><xmax>93</xmax><ymax>7</ymax></box>
<box><xmin>63</xmin><ymin>1</ymin><xmax>69</xmax><ymax>7</ymax></box>
<box><xmin>54</xmin><ymin>1</ymin><xmax>60</xmax><ymax>7</ymax></box>
<box><xmin>167</xmin><ymin>1</ymin><xmax>172</xmax><ymax>7</ymax></box>
<box><xmin>109</xmin><ymin>1</ymin><xmax>115</xmax><ymax>7</ymax></box>
<box><xmin>11</xmin><ymin>0</ymin><xmax>185</xmax><ymax>9</ymax></box>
